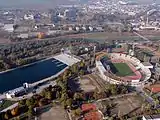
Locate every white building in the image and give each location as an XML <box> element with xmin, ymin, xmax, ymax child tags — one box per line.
<box><xmin>75</xmin><ymin>27</ymin><xmax>80</xmax><ymax>31</ymax></box>
<box><xmin>3</xmin><ymin>24</ymin><xmax>14</xmax><ymax>32</ymax></box>
<box><xmin>17</xmin><ymin>33</ymin><xmax>29</xmax><ymax>39</ymax></box>
<box><xmin>24</xmin><ymin>14</ymin><xmax>34</xmax><ymax>20</ymax></box>
<box><xmin>89</xmin><ymin>26</ymin><xmax>93</xmax><ymax>31</ymax></box>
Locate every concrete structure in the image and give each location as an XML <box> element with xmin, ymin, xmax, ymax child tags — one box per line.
<box><xmin>96</xmin><ymin>53</ymin><xmax>151</xmax><ymax>86</ymax></box>
<box><xmin>142</xmin><ymin>114</ymin><xmax>160</xmax><ymax>120</ymax></box>
<box><xmin>142</xmin><ymin>62</ymin><xmax>153</xmax><ymax>69</ymax></box>
<box><xmin>54</xmin><ymin>53</ymin><xmax>81</xmax><ymax>66</ymax></box>
<box><xmin>6</xmin><ymin>83</ymin><xmax>29</xmax><ymax>99</ymax></box>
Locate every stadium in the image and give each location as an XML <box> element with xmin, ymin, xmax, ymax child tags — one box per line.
<box><xmin>96</xmin><ymin>52</ymin><xmax>152</xmax><ymax>86</ymax></box>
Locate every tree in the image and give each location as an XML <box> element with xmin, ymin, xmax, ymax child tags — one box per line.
<box><xmin>19</xmin><ymin>99</ymin><xmax>26</xmax><ymax>106</ymax></box>
<box><xmin>62</xmin><ymin>71</ymin><xmax>69</xmax><ymax>81</ymax></box>
<box><xmin>0</xmin><ymin>112</ymin><xmax>5</xmax><ymax>120</ymax></box>
<box><xmin>45</xmin><ymin>91</ymin><xmax>53</xmax><ymax>100</ymax></box>
<box><xmin>26</xmin><ymin>98</ymin><xmax>35</xmax><ymax>107</ymax></box>
<box><xmin>73</xmin><ymin>92</ymin><xmax>84</xmax><ymax>101</ymax></box>
<box><xmin>28</xmin><ymin>106</ymin><xmax>34</xmax><ymax>117</ymax></box>
<box><xmin>11</xmin><ymin>107</ymin><xmax>19</xmax><ymax>116</ymax></box>
<box><xmin>80</xmin><ymin>61</ymin><xmax>85</xmax><ymax>68</ymax></box>
<box><xmin>4</xmin><ymin>110</ymin><xmax>11</xmax><ymax>120</ymax></box>
<box><xmin>60</xmin><ymin>93</ymin><xmax>68</xmax><ymax>102</ymax></box>
<box><xmin>79</xmin><ymin>70</ymin><xmax>85</xmax><ymax>76</ymax></box>
<box><xmin>75</xmin><ymin>108</ymin><xmax>81</xmax><ymax>116</ymax></box>
<box><xmin>65</xmin><ymin>98</ymin><xmax>73</xmax><ymax>107</ymax></box>
<box><xmin>38</xmin><ymin>98</ymin><xmax>48</xmax><ymax>107</ymax></box>
<box><xmin>108</xmin><ymin>84</ymin><xmax>118</xmax><ymax>95</ymax></box>
<box><xmin>72</xmin><ymin>64</ymin><xmax>78</xmax><ymax>74</ymax></box>
<box><xmin>56</xmin><ymin>91</ymin><xmax>61</xmax><ymax>99</ymax></box>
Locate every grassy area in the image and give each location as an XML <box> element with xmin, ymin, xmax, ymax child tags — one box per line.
<box><xmin>112</xmin><ymin>63</ymin><xmax>135</xmax><ymax>77</ymax></box>
<box><xmin>81</xmin><ymin>32</ymin><xmax>140</xmax><ymax>41</ymax></box>
<box><xmin>0</xmin><ymin>100</ymin><xmax>16</xmax><ymax>111</ymax></box>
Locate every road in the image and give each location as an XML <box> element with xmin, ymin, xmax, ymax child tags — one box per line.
<box><xmin>134</xmin><ymin>31</ymin><xmax>150</xmax><ymax>42</ymax></box>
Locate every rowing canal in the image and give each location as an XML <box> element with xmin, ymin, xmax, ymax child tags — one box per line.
<box><xmin>0</xmin><ymin>58</ymin><xmax>67</xmax><ymax>93</ymax></box>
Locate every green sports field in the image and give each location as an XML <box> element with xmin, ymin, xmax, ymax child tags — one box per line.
<box><xmin>112</xmin><ymin>63</ymin><xmax>135</xmax><ymax>77</ymax></box>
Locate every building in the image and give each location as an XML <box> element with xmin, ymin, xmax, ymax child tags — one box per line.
<box><xmin>96</xmin><ymin>52</ymin><xmax>151</xmax><ymax>86</ymax></box>
<box><xmin>142</xmin><ymin>62</ymin><xmax>153</xmax><ymax>69</ymax></box>
<box><xmin>6</xmin><ymin>83</ymin><xmax>29</xmax><ymax>99</ymax></box>
<box><xmin>142</xmin><ymin>114</ymin><xmax>160</xmax><ymax>120</ymax></box>
<box><xmin>24</xmin><ymin>14</ymin><xmax>34</xmax><ymax>20</ymax></box>
<box><xmin>81</xmin><ymin>103</ymin><xmax>103</xmax><ymax>120</ymax></box>
<box><xmin>17</xmin><ymin>33</ymin><xmax>29</xmax><ymax>39</ymax></box>
<box><xmin>3</xmin><ymin>24</ymin><xmax>14</xmax><ymax>32</ymax></box>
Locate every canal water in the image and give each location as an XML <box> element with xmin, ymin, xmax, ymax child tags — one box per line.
<box><xmin>0</xmin><ymin>58</ymin><xmax>67</xmax><ymax>93</ymax></box>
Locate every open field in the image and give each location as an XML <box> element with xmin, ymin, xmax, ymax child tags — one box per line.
<box><xmin>39</xmin><ymin>105</ymin><xmax>68</xmax><ymax>120</ymax></box>
<box><xmin>137</xmin><ymin>31</ymin><xmax>160</xmax><ymax>41</ymax></box>
<box><xmin>111</xmin><ymin>63</ymin><xmax>135</xmax><ymax>77</ymax></box>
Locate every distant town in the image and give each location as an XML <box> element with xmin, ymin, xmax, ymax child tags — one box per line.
<box><xmin>0</xmin><ymin>0</ymin><xmax>160</xmax><ymax>120</ymax></box>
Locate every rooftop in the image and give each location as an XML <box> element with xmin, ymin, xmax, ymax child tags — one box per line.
<box><xmin>54</xmin><ymin>53</ymin><xmax>81</xmax><ymax>66</ymax></box>
<box><xmin>81</xmin><ymin>103</ymin><xmax>97</xmax><ymax>112</ymax></box>
<box><xmin>142</xmin><ymin>62</ymin><xmax>153</xmax><ymax>67</ymax></box>
<box><xmin>84</xmin><ymin>111</ymin><xmax>103</xmax><ymax>120</ymax></box>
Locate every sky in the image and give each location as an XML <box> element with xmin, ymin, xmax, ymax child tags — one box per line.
<box><xmin>0</xmin><ymin>0</ymin><xmax>159</xmax><ymax>8</ymax></box>
<box><xmin>0</xmin><ymin>0</ymin><xmax>79</xmax><ymax>8</ymax></box>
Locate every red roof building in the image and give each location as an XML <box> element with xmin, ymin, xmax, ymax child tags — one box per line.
<box><xmin>83</xmin><ymin>111</ymin><xmax>103</xmax><ymax>120</ymax></box>
<box><xmin>81</xmin><ymin>103</ymin><xmax>103</xmax><ymax>120</ymax></box>
<box><xmin>151</xmin><ymin>87</ymin><xmax>160</xmax><ymax>93</ymax></box>
<box><xmin>81</xmin><ymin>103</ymin><xmax>97</xmax><ymax>112</ymax></box>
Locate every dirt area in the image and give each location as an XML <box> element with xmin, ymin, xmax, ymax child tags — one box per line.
<box><xmin>111</xmin><ymin>95</ymin><xmax>142</xmax><ymax>116</ymax></box>
<box><xmin>80</xmin><ymin>77</ymin><xmax>96</xmax><ymax>92</ymax></box>
<box><xmin>39</xmin><ymin>105</ymin><xmax>69</xmax><ymax>120</ymax></box>
<box><xmin>97</xmin><ymin>95</ymin><xmax>143</xmax><ymax>117</ymax></box>
<box><xmin>68</xmin><ymin>76</ymin><xmax>96</xmax><ymax>92</ymax></box>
